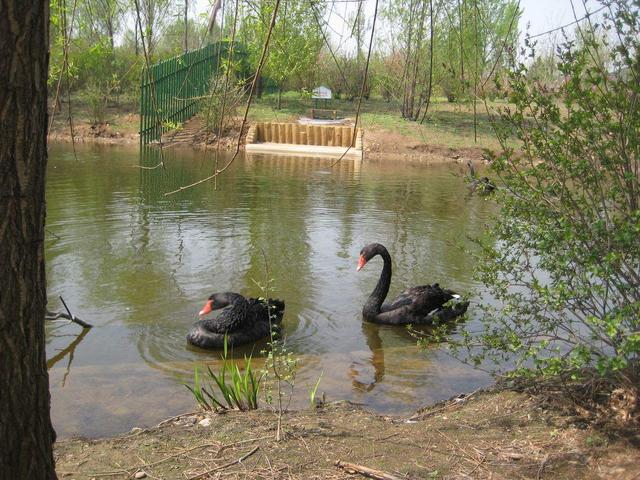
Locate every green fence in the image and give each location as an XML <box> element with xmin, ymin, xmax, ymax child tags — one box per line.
<box><xmin>139</xmin><ymin>43</ymin><xmax>225</xmax><ymax>145</ymax></box>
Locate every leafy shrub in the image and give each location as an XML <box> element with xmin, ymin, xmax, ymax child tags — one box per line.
<box><xmin>458</xmin><ymin>0</ymin><xmax>639</xmax><ymax>385</ymax></box>
<box><xmin>83</xmin><ymin>82</ymin><xmax>108</xmax><ymax>125</ymax></box>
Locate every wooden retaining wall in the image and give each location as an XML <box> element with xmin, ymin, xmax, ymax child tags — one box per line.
<box><xmin>247</xmin><ymin>122</ymin><xmax>363</xmax><ymax>150</ymax></box>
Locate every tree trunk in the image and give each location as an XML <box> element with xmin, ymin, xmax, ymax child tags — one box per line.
<box><xmin>256</xmin><ymin>74</ymin><xmax>263</xmax><ymax>98</ymax></box>
<box><xmin>0</xmin><ymin>1</ymin><xmax>57</xmax><ymax>479</ymax></box>
<box><xmin>420</xmin><ymin>0</ymin><xmax>435</xmax><ymax>124</ymax></box>
<box><xmin>184</xmin><ymin>0</ymin><xmax>188</xmax><ymax>52</ymax></box>
<box><xmin>277</xmin><ymin>86</ymin><xmax>282</xmax><ymax>110</ymax></box>
<box><xmin>408</xmin><ymin>0</ymin><xmax>427</xmax><ymax>121</ymax></box>
<box><xmin>107</xmin><ymin>18</ymin><xmax>114</xmax><ymax>51</ymax></box>
<box><xmin>135</xmin><ymin>18</ymin><xmax>139</xmax><ymax>56</ymax></box>
<box><xmin>401</xmin><ymin>0</ymin><xmax>416</xmax><ymax>119</ymax></box>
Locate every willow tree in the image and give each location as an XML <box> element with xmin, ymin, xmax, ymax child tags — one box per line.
<box><xmin>0</xmin><ymin>1</ymin><xmax>57</xmax><ymax>478</ymax></box>
<box><xmin>239</xmin><ymin>0</ymin><xmax>323</xmax><ymax>105</ymax></box>
<box><xmin>438</xmin><ymin>0</ymin><xmax>520</xmax><ymax>102</ymax></box>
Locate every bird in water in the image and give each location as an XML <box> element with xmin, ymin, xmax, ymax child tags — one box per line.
<box><xmin>187</xmin><ymin>292</ymin><xmax>285</xmax><ymax>349</ymax></box>
<box><xmin>467</xmin><ymin>160</ymin><xmax>496</xmax><ymax>195</ymax></box>
<box><xmin>356</xmin><ymin>243</ymin><xmax>469</xmax><ymax>325</ymax></box>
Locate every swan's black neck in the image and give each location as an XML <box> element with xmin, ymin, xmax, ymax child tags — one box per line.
<box><xmin>363</xmin><ymin>246</ymin><xmax>392</xmax><ymax>321</ymax></box>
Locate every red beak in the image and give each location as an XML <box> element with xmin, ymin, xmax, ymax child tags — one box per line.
<box><xmin>357</xmin><ymin>255</ymin><xmax>367</xmax><ymax>272</ymax></box>
<box><xmin>199</xmin><ymin>300</ymin><xmax>213</xmax><ymax>317</ymax></box>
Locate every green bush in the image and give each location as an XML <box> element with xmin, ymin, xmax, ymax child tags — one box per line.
<box><xmin>83</xmin><ymin>82</ymin><xmax>108</xmax><ymax>125</ymax></box>
<box><xmin>459</xmin><ymin>0</ymin><xmax>639</xmax><ymax>385</ymax></box>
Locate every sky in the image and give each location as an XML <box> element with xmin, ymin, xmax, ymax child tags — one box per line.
<box><xmin>518</xmin><ymin>0</ymin><xmax>591</xmax><ymax>38</ymax></box>
<box><xmin>191</xmin><ymin>0</ymin><xmax>600</xmax><ymax>51</ymax></box>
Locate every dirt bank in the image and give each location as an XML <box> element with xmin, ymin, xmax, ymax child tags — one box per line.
<box><xmin>54</xmin><ymin>387</ymin><xmax>639</xmax><ymax>480</ymax></box>
<box><xmin>48</xmin><ymin>110</ymin><xmax>488</xmax><ymax>166</ymax></box>
<box><xmin>363</xmin><ymin>127</ymin><xmax>488</xmax><ymax>165</ymax></box>
<box><xmin>48</xmin><ymin>103</ymin><xmax>140</xmax><ymax>145</ymax></box>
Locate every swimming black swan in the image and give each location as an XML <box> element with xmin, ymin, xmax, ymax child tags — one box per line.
<box><xmin>357</xmin><ymin>243</ymin><xmax>469</xmax><ymax>325</ymax></box>
<box><xmin>467</xmin><ymin>160</ymin><xmax>496</xmax><ymax>195</ymax></box>
<box><xmin>187</xmin><ymin>292</ymin><xmax>285</xmax><ymax>349</ymax></box>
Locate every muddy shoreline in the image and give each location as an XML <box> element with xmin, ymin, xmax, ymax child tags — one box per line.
<box><xmin>48</xmin><ymin>115</ymin><xmax>488</xmax><ymax>167</ymax></box>
<box><xmin>54</xmin><ymin>386</ymin><xmax>639</xmax><ymax>479</ymax></box>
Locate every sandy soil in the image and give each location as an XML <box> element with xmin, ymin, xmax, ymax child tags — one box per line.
<box><xmin>55</xmin><ymin>386</ymin><xmax>639</xmax><ymax>480</ymax></box>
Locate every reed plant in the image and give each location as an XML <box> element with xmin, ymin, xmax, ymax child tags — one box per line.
<box><xmin>309</xmin><ymin>371</ymin><xmax>324</xmax><ymax>408</ymax></box>
<box><xmin>186</xmin><ymin>336</ymin><xmax>261</xmax><ymax>411</ymax></box>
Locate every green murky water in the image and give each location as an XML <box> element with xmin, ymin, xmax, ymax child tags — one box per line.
<box><xmin>46</xmin><ymin>143</ymin><xmax>494</xmax><ymax>438</ymax></box>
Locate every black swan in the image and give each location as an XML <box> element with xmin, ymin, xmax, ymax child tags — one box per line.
<box><xmin>356</xmin><ymin>243</ymin><xmax>469</xmax><ymax>325</ymax></box>
<box><xmin>187</xmin><ymin>292</ymin><xmax>285</xmax><ymax>349</ymax></box>
<box><xmin>467</xmin><ymin>160</ymin><xmax>496</xmax><ymax>195</ymax></box>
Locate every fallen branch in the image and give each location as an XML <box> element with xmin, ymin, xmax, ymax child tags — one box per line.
<box><xmin>335</xmin><ymin>460</ymin><xmax>406</xmax><ymax>480</ymax></box>
<box><xmin>45</xmin><ymin>296</ymin><xmax>93</xmax><ymax>328</ymax></box>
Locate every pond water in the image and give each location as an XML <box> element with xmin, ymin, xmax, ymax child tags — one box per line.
<box><xmin>46</xmin><ymin>143</ymin><xmax>495</xmax><ymax>439</ymax></box>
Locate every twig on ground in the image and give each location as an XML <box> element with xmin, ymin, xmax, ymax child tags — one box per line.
<box><xmin>187</xmin><ymin>446</ymin><xmax>259</xmax><ymax>480</ymax></box>
<box><xmin>407</xmin><ymin>388</ymin><xmax>484</xmax><ymax>422</ymax></box>
<box><xmin>334</xmin><ymin>460</ymin><xmax>407</xmax><ymax>480</ymax></box>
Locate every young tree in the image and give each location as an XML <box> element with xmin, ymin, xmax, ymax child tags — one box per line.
<box><xmin>0</xmin><ymin>1</ymin><xmax>57</xmax><ymax>478</ymax></box>
<box><xmin>134</xmin><ymin>0</ymin><xmax>174</xmax><ymax>59</ymax></box>
<box><xmin>77</xmin><ymin>0</ymin><xmax>124</xmax><ymax>51</ymax></box>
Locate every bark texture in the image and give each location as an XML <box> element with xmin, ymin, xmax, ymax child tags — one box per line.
<box><xmin>0</xmin><ymin>1</ymin><xmax>56</xmax><ymax>479</ymax></box>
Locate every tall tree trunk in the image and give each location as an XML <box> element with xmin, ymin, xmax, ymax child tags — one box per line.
<box><xmin>0</xmin><ymin>1</ymin><xmax>56</xmax><ymax>479</ymax></box>
<box><xmin>134</xmin><ymin>17</ymin><xmax>139</xmax><ymax>56</ymax></box>
<box><xmin>420</xmin><ymin>0</ymin><xmax>435</xmax><ymax>124</ymax></box>
<box><xmin>408</xmin><ymin>0</ymin><xmax>427</xmax><ymax>120</ymax></box>
<box><xmin>458</xmin><ymin>0</ymin><xmax>465</xmax><ymax>96</ymax></box>
<box><xmin>256</xmin><ymin>74</ymin><xmax>263</xmax><ymax>98</ymax></box>
<box><xmin>145</xmin><ymin>3</ymin><xmax>154</xmax><ymax>59</ymax></box>
<box><xmin>107</xmin><ymin>17</ymin><xmax>114</xmax><ymax>51</ymax></box>
<box><xmin>401</xmin><ymin>0</ymin><xmax>416</xmax><ymax>119</ymax></box>
<box><xmin>184</xmin><ymin>0</ymin><xmax>188</xmax><ymax>52</ymax></box>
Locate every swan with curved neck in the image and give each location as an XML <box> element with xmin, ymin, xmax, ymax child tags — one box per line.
<box><xmin>357</xmin><ymin>243</ymin><xmax>469</xmax><ymax>325</ymax></box>
<box><xmin>187</xmin><ymin>292</ymin><xmax>284</xmax><ymax>349</ymax></box>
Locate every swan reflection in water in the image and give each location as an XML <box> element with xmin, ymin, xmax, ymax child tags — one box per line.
<box><xmin>349</xmin><ymin>322</ymin><xmax>385</xmax><ymax>392</ymax></box>
<box><xmin>348</xmin><ymin>320</ymin><xmax>463</xmax><ymax>394</ymax></box>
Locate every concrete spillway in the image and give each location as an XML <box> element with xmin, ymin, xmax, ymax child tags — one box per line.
<box><xmin>245</xmin><ymin>122</ymin><xmax>363</xmax><ymax>160</ymax></box>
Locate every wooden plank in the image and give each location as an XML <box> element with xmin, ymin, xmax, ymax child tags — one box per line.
<box><xmin>279</xmin><ymin>123</ymin><xmax>286</xmax><ymax>144</ymax></box>
<box><xmin>335</xmin><ymin>126</ymin><xmax>342</xmax><ymax>147</ymax></box>
<box><xmin>286</xmin><ymin>123</ymin><xmax>293</xmax><ymax>143</ymax></box>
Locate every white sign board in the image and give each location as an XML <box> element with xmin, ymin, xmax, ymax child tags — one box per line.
<box><xmin>312</xmin><ymin>86</ymin><xmax>332</xmax><ymax>99</ymax></box>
